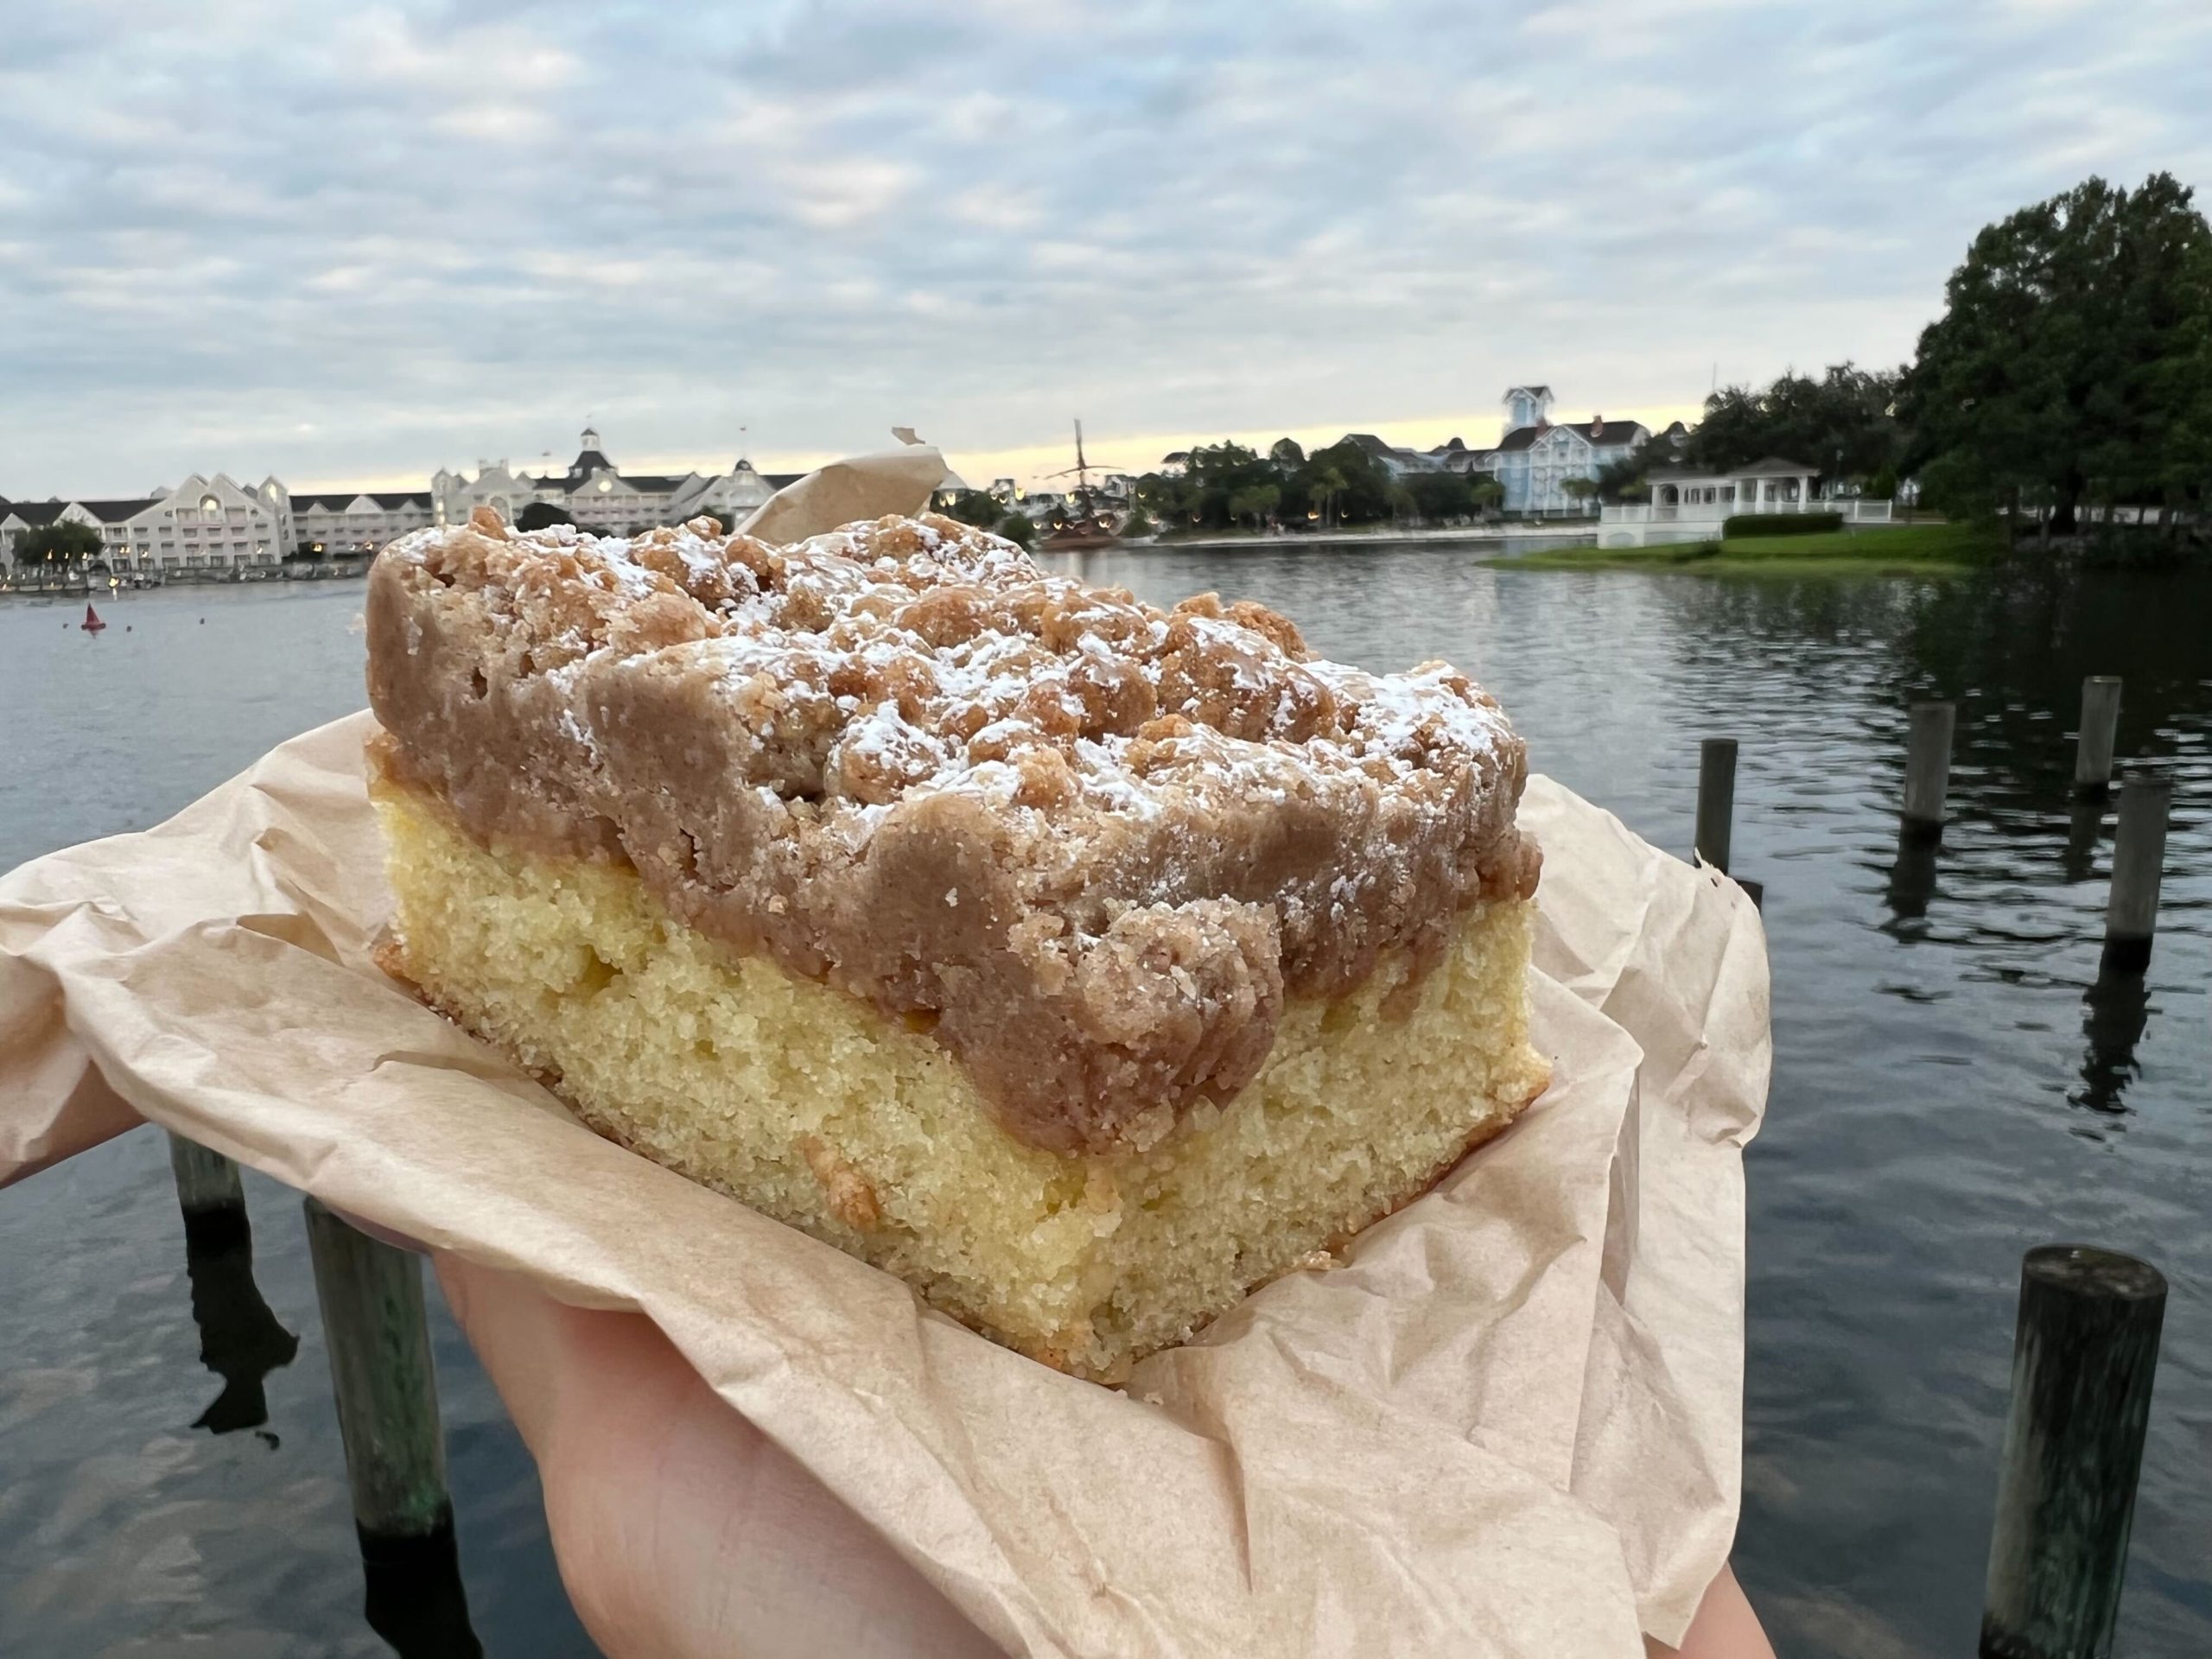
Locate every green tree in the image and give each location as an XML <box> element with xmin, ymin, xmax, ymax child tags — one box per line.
<box><xmin>1301</xmin><ymin>463</ymin><xmax>1348</xmax><ymax>528</ymax></box>
<box><xmin>1404</xmin><ymin>470</ymin><xmax>1473</xmax><ymax>524</ymax></box>
<box><xmin>1468</xmin><ymin>476</ymin><xmax>1505</xmax><ymax>515</ymax></box>
<box><xmin>1688</xmin><ymin>363</ymin><xmax>1905</xmax><ymax>486</ymax></box>
<box><xmin>1593</xmin><ymin>454</ymin><xmax>1646</xmax><ymax>503</ymax></box>
<box><xmin>995</xmin><ymin>511</ymin><xmax>1036</xmax><ymax>549</ymax></box>
<box><xmin>1296</xmin><ymin>441</ymin><xmax>1393</xmax><ymax>526</ymax></box>
<box><xmin>14</xmin><ymin>521</ymin><xmax>103</xmax><ymax>564</ymax></box>
<box><xmin>2138</xmin><ymin>229</ymin><xmax>2212</xmax><ymax>532</ymax></box>
<box><xmin>1560</xmin><ymin>476</ymin><xmax>1599</xmax><ymax>511</ymax></box>
<box><xmin>1904</xmin><ymin>172</ymin><xmax>2212</xmax><ymax>531</ymax></box>
<box><xmin>1226</xmin><ymin>482</ymin><xmax>1281</xmax><ymax>530</ymax></box>
<box><xmin>1122</xmin><ymin>504</ymin><xmax>1155</xmax><ymax>537</ymax></box>
<box><xmin>1132</xmin><ymin>472</ymin><xmax>1185</xmax><ymax>523</ymax></box>
<box><xmin>1175</xmin><ymin>442</ymin><xmax>1279</xmax><ymax>530</ymax></box>
<box><xmin>945</xmin><ymin>490</ymin><xmax>1004</xmax><ymax>529</ymax></box>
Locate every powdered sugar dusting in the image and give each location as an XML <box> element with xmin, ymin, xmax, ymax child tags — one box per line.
<box><xmin>390</xmin><ymin>508</ymin><xmax>1522</xmax><ymax>876</ymax></box>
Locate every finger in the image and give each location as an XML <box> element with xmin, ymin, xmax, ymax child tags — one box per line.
<box><xmin>431</xmin><ymin>1250</ymin><xmax>610</xmax><ymax>1457</ymax></box>
<box><xmin>327</xmin><ymin>1206</ymin><xmax>425</xmax><ymax>1254</ymax></box>
<box><xmin>1647</xmin><ymin>1564</ymin><xmax>1776</xmax><ymax>1659</ymax></box>
<box><xmin>431</xmin><ymin>1253</ymin><xmax>1005</xmax><ymax>1658</ymax></box>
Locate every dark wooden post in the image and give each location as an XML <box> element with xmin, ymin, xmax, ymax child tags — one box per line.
<box><xmin>2101</xmin><ymin>778</ymin><xmax>2171</xmax><ymax>975</ymax></box>
<box><xmin>302</xmin><ymin>1197</ymin><xmax>454</xmax><ymax>1541</ymax></box>
<box><xmin>168</xmin><ymin>1131</ymin><xmax>247</xmax><ymax>1250</ymax></box>
<box><xmin>171</xmin><ymin>1145</ymin><xmax>299</xmax><ymax>1435</ymax></box>
<box><xmin>1695</xmin><ymin>737</ymin><xmax>1738</xmax><ymax>874</ymax></box>
<box><xmin>1901</xmin><ymin>701</ymin><xmax>1955</xmax><ymax>838</ymax></box>
<box><xmin>2074</xmin><ymin>678</ymin><xmax>2122</xmax><ymax>797</ymax></box>
<box><xmin>1980</xmin><ymin>1245</ymin><xmax>2165</xmax><ymax>1659</ymax></box>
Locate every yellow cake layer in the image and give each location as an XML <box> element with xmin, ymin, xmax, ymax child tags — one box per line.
<box><xmin>374</xmin><ymin>775</ymin><xmax>1549</xmax><ymax>1381</ymax></box>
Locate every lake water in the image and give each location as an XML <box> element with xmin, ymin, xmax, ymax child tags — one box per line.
<box><xmin>3</xmin><ymin>556</ymin><xmax>2209</xmax><ymax>1657</ymax></box>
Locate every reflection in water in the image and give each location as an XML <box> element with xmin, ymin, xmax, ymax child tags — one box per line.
<box><xmin>361</xmin><ymin>1521</ymin><xmax>485</xmax><ymax>1659</ymax></box>
<box><xmin>2063</xmin><ymin>797</ymin><xmax>2107</xmax><ymax>884</ymax></box>
<box><xmin>2074</xmin><ymin>970</ymin><xmax>2152</xmax><ymax>1118</ymax></box>
<box><xmin>182</xmin><ymin>1211</ymin><xmax>300</xmax><ymax>1435</ymax></box>
<box><xmin>1881</xmin><ymin>827</ymin><xmax>1941</xmax><ymax>936</ymax></box>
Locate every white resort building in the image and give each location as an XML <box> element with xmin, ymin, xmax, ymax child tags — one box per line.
<box><xmin>1</xmin><ymin>474</ymin><xmax>294</xmax><ymax>572</ymax></box>
<box><xmin>1313</xmin><ymin>388</ymin><xmax>1651</xmax><ymax>515</ymax></box>
<box><xmin>290</xmin><ymin>491</ymin><xmax>435</xmax><ymax>555</ymax></box>
<box><xmin>431</xmin><ymin>428</ymin><xmax>797</xmax><ymax>533</ymax></box>
<box><xmin>0</xmin><ymin>428</ymin><xmax>833</xmax><ymax>577</ymax></box>
<box><xmin>1440</xmin><ymin>387</ymin><xmax>1650</xmax><ymax>515</ymax></box>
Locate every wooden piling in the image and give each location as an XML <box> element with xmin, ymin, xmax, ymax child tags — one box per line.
<box><xmin>1980</xmin><ymin>1245</ymin><xmax>2165</xmax><ymax>1659</ymax></box>
<box><xmin>1885</xmin><ymin>826</ymin><xmax>1941</xmax><ymax>926</ymax></box>
<box><xmin>168</xmin><ymin>1132</ymin><xmax>247</xmax><ymax>1251</ymax></box>
<box><xmin>302</xmin><ymin>1198</ymin><xmax>453</xmax><ymax>1541</ymax></box>
<box><xmin>1695</xmin><ymin>737</ymin><xmax>1738</xmax><ymax>874</ymax></box>
<box><xmin>1901</xmin><ymin>702</ymin><xmax>1955</xmax><ymax>837</ymax></box>
<box><xmin>2101</xmin><ymin>778</ymin><xmax>2171</xmax><ymax>975</ymax></box>
<box><xmin>2074</xmin><ymin>677</ymin><xmax>2122</xmax><ymax>797</ymax></box>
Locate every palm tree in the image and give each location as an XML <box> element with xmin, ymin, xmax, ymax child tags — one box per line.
<box><xmin>1307</xmin><ymin>465</ymin><xmax>1347</xmax><ymax>529</ymax></box>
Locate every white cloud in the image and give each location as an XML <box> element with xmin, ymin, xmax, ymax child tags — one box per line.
<box><xmin>0</xmin><ymin>0</ymin><xmax>2205</xmax><ymax>493</ymax></box>
<box><xmin>776</xmin><ymin>157</ymin><xmax>917</xmax><ymax>229</ymax></box>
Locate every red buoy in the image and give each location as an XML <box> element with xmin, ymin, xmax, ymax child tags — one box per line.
<box><xmin>82</xmin><ymin>604</ymin><xmax>107</xmax><ymax>633</ymax></box>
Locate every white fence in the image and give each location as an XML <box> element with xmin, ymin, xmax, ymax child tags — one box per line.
<box><xmin>1602</xmin><ymin>498</ymin><xmax>1894</xmax><ymax>527</ymax></box>
<box><xmin>1597</xmin><ymin>496</ymin><xmax>1895</xmax><ymax>547</ymax></box>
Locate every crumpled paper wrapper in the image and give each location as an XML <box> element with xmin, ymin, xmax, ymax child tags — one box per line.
<box><xmin>0</xmin><ymin>454</ymin><xmax>1769</xmax><ymax>1657</ymax></box>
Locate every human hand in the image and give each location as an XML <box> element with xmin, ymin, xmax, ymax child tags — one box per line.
<box><xmin>1649</xmin><ymin>1566</ymin><xmax>1777</xmax><ymax>1659</ymax></box>
<box><xmin>434</xmin><ymin>1252</ymin><xmax>1006</xmax><ymax>1659</ymax></box>
<box><xmin>439</xmin><ymin>1252</ymin><xmax>1772</xmax><ymax>1659</ymax></box>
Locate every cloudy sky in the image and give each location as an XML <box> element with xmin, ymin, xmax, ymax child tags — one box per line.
<box><xmin>3</xmin><ymin>0</ymin><xmax>2209</xmax><ymax>496</ymax></box>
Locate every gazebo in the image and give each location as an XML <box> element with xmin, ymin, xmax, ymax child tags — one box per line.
<box><xmin>1643</xmin><ymin>455</ymin><xmax>1819</xmax><ymax>514</ymax></box>
<box><xmin>1596</xmin><ymin>455</ymin><xmax>1892</xmax><ymax>546</ymax></box>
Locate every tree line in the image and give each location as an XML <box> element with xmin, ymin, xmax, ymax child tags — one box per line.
<box><xmin>1132</xmin><ymin>439</ymin><xmax>1505</xmax><ymax>533</ymax></box>
<box><xmin>1664</xmin><ymin>172</ymin><xmax>2212</xmax><ymax>543</ymax></box>
<box><xmin>950</xmin><ymin>439</ymin><xmax>1505</xmax><ymax>539</ymax></box>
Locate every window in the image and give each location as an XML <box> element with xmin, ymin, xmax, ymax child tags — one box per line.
<box><xmin>200</xmin><ymin>495</ymin><xmax>222</xmax><ymax>517</ymax></box>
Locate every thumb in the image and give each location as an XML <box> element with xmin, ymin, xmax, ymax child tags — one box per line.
<box><xmin>430</xmin><ymin>1252</ymin><xmax>1007</xmax><ymax>1659</ymax></box>
<box><xmin>432</xmin><ymin>1251</ymin><xmax>684</xmax><ymax>1465</ymax></box>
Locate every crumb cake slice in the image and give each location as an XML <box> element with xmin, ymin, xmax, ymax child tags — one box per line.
<box><xmin>365</xmin><ymin>507</ymin><xmax>1548</xmax><ymax>1381</ymax></box>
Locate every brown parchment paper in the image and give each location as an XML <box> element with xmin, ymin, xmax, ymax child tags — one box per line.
<box><xmin>0</xmin><ymin>456</ymin><xmax>1770</xmax><ymax>1657</ymax></box>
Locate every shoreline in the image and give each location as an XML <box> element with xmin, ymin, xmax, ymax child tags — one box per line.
<box><xmin>1090</xmin><ymin>524</ymin><xmax>1599</xmax><ymax>553</ymax></box>
<box><xmin>0</xmin><ymin>563</ymin><xmax>369</xmax><ymax>600</ymax></box>
<box><xmin>1487</xmin><ymin>521</ymin><xmax>1999</xmax><ymax>577</ymax></box>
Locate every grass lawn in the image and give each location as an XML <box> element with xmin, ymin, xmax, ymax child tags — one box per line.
<box><xmin>1495</xmin><ymin>520</ymin><xmax>2004</xmax><ymax>575</ymax></box>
